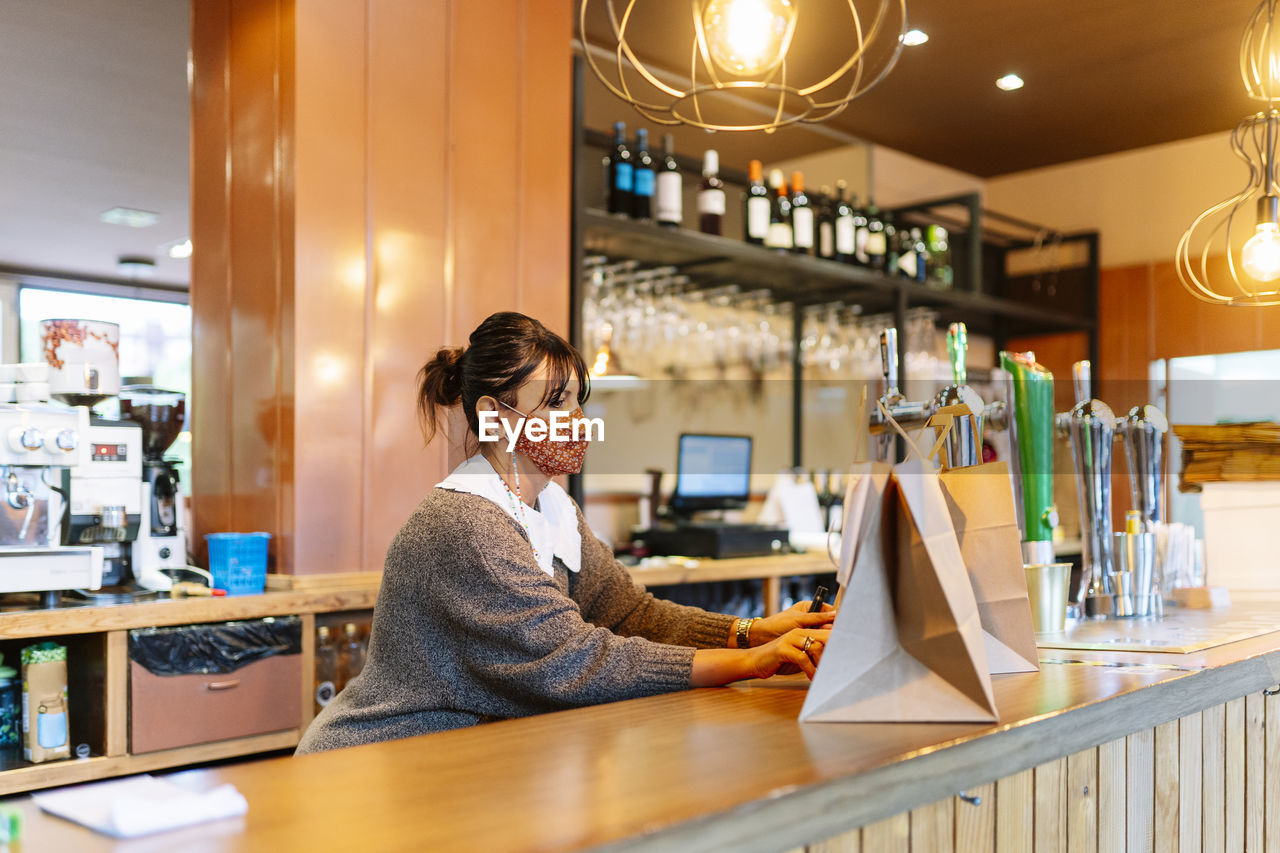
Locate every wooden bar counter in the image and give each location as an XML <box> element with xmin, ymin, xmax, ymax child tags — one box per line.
<box><xmin>8</xmin><ymin>598</ymin><xmax>1280</xmax><ymax>852</ymax></box>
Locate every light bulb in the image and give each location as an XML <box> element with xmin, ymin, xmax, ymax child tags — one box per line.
<box><xmin>702</xmin><ymin>0</ymin><xmax>796</xmax><ymax>77</ymax></box>
<box><xmin>1242</xmin><ymin>221</ymin><xmax>1280</xmax><ymax>282</ymax></box>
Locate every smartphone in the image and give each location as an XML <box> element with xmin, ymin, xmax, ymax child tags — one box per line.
<box><xmin>808</xmin><ymin>585</ymin><xmax>829</xmax><ymax>613</ymax></box>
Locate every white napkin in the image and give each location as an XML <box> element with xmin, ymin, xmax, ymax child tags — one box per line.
<box><xmin>32</xmin><ymin>774</ymin><xmax>247</xmax><ymax>838</ymax></box>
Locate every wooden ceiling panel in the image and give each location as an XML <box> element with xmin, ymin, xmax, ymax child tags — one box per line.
<box><xmin>581</xmin><ymin>0</ymin><xmax>1260</xmax><ymax>176</ymax></box>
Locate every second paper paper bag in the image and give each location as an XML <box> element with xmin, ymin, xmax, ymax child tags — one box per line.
<box><xmin>801</xmin><ymin>456</ymin><xmax>998</xmax><ymax>724</ymax></box>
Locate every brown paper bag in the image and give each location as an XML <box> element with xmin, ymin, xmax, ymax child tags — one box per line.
<box><xmin>801</xmin><ymin>453</ymin><xmax>998</xmax><ymax>724</ymax></box>
<box><xmin>939</xmin><ymin>460</ymin><xmax>1040</xmax><ymax>674</ymax></box>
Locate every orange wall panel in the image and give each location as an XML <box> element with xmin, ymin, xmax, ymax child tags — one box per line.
<box><xmin>364</xmin><ymin>0</ymin><xmax>452</xmax><ymax>566</ymax></box>
<box><xmin>191</xmin><ymin>0</ymin><xmax>573</xmax><ymax>574</ymax></box>
<box><xmin>190</xmin><ymin>0</ymin><xmax>232</xmax><ymax>546</ymax></box>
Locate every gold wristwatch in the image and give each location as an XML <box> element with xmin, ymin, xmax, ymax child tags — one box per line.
<box><xmin>736</xmin><ymin>617</ymin><xmax>758</xmax><ymax>649</ymax></box>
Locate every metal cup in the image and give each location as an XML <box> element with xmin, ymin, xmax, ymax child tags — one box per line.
<box><xmin>1024</xmin><ymin>562</ymin><xmax>1073</xmax><ymax>634</ymax></box>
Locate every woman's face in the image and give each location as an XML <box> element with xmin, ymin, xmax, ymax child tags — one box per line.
<box><xmin>512</xmin><ymin>359</ymin><xmax>580</xmax><ymax>420</ymax></box>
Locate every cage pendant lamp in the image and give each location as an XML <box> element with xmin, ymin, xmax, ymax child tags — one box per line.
<box><xmin>1178</xmin><ymin>0</ymin><xmax>1280</xmax><ymax>306</ymax></box>
<box><xmin>579</xmin><ymin>0</ymin><xmax>908</xmax><ymax>133</ymax></box>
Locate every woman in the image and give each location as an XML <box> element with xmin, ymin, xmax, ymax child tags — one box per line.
<box><xmin>297</xmin><ymin>312</ymin><xmax>834</xmax><ymax>753</ymax></box>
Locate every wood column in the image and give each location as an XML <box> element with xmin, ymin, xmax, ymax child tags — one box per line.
<box><xmin>190</xmin><ymin>0</ymin><xmax>572</xmax><ymax>574</ymax></box>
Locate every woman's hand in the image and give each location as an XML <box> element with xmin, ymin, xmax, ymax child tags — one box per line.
<box><xmin>747</xmin><ymin>628</ymin><xmax>831</xmax><ymax>679</ymax></box>
<box><xmin>748</xmin><ymin>600</ymin><xmax>837</xmax><ymax>646</ymax></box>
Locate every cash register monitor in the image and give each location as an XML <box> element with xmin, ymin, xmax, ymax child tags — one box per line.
<box><xmin>670</xmin><ymin>433</ymin><xmax>752</xmax><ymax>515</ymax></box>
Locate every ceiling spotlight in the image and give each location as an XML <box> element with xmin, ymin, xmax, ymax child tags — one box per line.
<box><xmin>117</xmin><ymin>255</ymin><xmax>156</xmax><ymax>278</ymax></box>
<box><xmin>901</xmin><ymin>29</ymin><xmax>928</xmax><ymax>46</ymax></box>
<box><xmin>100</xmin><ymin>207</ymin><xmax>159</xmax><ymax>228</ymax></box>
<box><xmin>165</xmin><ymin>238</ymin><xmax>193</xmax><ymax>259</ymax></box>
<box><xmin>996</xmin><ymin>73</ymin><xmax>1025</xmax><ymax>91</ymax></box>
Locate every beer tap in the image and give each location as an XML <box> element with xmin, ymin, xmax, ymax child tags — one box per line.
<box><xmin>1000</xmin><ymin>351</ymin><xmax>1058</xmax><ymax>565</ymax></box>
<box><xmin>1119</xmin><ymin>405</ymin><xmax>1169</xmax><ymax>529</ymax></box>
<box><xmin>932</xmin><ymin>323</ymin><xmax>986</xmax><ymax>469</ymax></box>
<box><xmin>868</xmin><ymin>327</ymin><xmax>930</xmax><ymax>462</ymax></box>
<box><xmin>1057</xmin><ymin>360</ymin><xmax>1117</xmax><ymax>617</ymax></box>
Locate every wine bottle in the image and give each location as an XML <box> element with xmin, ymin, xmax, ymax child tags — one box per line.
<box><xmin>896</xmin><ymin>224</ymin><xmax>918</xmax><ymax>279</ymax></box>
<box><xmin>744</xmin><ymin>159</ymin><xmax>770</xmax><ymax>244</ymax></box>
<box><xmin>655</xmin><ymin>133</ymin><xmax>682</xmax><ymax>228</ymax></box>
<box><xmin>697</xmin><ymin>150</ymin><xmax>726</xmax><ymax>235</ymax></box>
<box><xmin>632</xmin><ymin>128</ymin><xmax>655</xmax><ymax>220</ymax></box>
<box><xmin>765</xmin><ymin>169</ymin><xmax>793</xmax><ymax>251</ymax></box>
<box><xmin>607</xmin><ymin>121</ymin><xmax>633</xmax><ymax>216</ymax></box>
<box><xmin>789</xmin><ymin>171</ymin><xmax>814</xmax><ymax>255</ymax></box>
<box><xmin>926</xmin><ymin>224</ymin><xmax>953</xmax><ymax>288</ymax></box>
<box><xmin>883</xmin><ymin>213</ymin><xmax>899</xmax><ymax>275</ymax></box>
<box><xmin>852</xmin><ymin>196</ymin><xmax>870</xmax><ymax>265</ymax></box>
<box><xmin>910</xmin><ymin>227</ymin><xmax>928</xmax><ymax>283</ymax></box>
<box><xmin>834</xmin><ymin>180</ymin><xmax>856</xmax><ymax>263</ymax></box>
<box><xmin>817</xmin><ymin>185</ymin><xmax>836</xmax><ymax>260</ymax></box>
<box><xmin>865</xmin><ymin>201</ymin><xmax>887</xmax><ymax>270</ymax></box>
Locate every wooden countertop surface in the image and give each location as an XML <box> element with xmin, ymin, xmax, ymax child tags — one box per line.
<box><xmin>0</xmin><ymin>553</ymin><xmax>830</xmax><ymax>639</ymax></box>
<box><xmin>8</xmin><ymin>600</ymin><xmax>1280</xmax><ymax>852</ymax></box>
<box><xmin>0</xmin><ymin>586</ymin><xmax>379</xmax><ymax>639</ymax></box>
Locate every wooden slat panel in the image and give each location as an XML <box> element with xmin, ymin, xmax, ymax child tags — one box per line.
<box><xmin>910</xmin><ymin>798</ymin><xmax>954</xmax><ymax>853</ymax></box>
<box><xmin>104</xmin><ymin>631</ymin><xmax>128</xmax><ymax>757</ymax></box>
<box><xmin>808</xmin><ymin>829</ymin><xmax>860</xmax><ymax>853</ymax></box>
<box><xmin>955</xmin><ymin>784</ymin><xmax>996</xmax><ymax>853</ymax></box>
<box><xmin>1127</xmin><ymin>728</ymin><xmax>1155</xmax><ymax>853</ymax></box>
<box><xmin>1227</xmin><ymin>698</ymin><xmax>1246</xmax><ymax>851</ymax></box>
<box><xmin>189</xmin><ymin>0</ymin><xmax>233</xmax><ymax>547</ymax></box>
<box><xmin>1097</xmin><ymin>737</ymin><xmax>1126</xmax><ymax>853</ymax></box>
<box><xmin>1035</xmin><ymin>759</ymin><xmax>1067</xmax><ymax>853</ymax></box>
<box><xmin>449</xmin><ymin>0</ymin><xmax>522</xmax><ymax>333</ymax></box>
<box><xmin>1203</xmin><ymin>702</ymin><xmax>1227</xmax><ymax>853</ymax></box>
<box><xmin>291</xmin><ymin>0</ymin><xmax>370</xmax><ymax>575</ymax></box>
<box><xmin>1266</xmin><ymin>691</ymin><xmax>1280</xmax><ymax>853</ymax></box>
<box><xmin>1153</xmin><ymin>720</ymin><xmax>1180</xmax><ymax>852</ymax></box>
<box><xmin>364</xmin><ymin>0</ymin><xmax>452</xmax><ymax>562</ymax></box>
<box><xmin>1179</xmin><ymin>711</ymin><xmax>1204</xmax><ymax>853</ymax></box>
<box><xmin>1246</xmin><ymin>692</ymin><xmax>1265</xmax><ymax>852</ymax></box>
<box><xmin>861</xmin><ymin>813</ymin><xmax>908</xmax><ymax>853</ymax></box>
<box><xmin>996</xmin><ymin>769</ymin><xmax>1033</xmax><ymax>853</ymax></box>
<box><xmin>515</xmin><ymin>0</ymin><xmax>572</xmax><ymax>332</ymax></box>
<box><xmin>226</xmin><ymin>0</ymin><xmax>290</xmax><ymax>556</ymax></box>
<box><xmin>1066</xmin><ymin>747</ymin><xmax>1098</xmax><ymax>853</ymax></box>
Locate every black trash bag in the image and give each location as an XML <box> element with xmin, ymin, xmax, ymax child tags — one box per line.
<box><xmin>128</xmin><ymin>617</ymin><xmax>302</xmax><ymax>676</ymax></box>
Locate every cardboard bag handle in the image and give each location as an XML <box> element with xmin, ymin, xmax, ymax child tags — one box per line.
<box><xmin>877</xmin><ymin>400</ymin><xmax>953</xmax><ymax>463</ymax></box>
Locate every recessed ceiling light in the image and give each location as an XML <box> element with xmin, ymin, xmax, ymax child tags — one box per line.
<box><xmin>117</xmin><ymin>255</ymin><xmax>156</xmax><ymax>278</ymax></box>
<box><xmin>100</xmin><ymin>207</ymin><xmax>159</xmax><ymax>228</ymax></box>
<box><xmin>996</xmin><ymin>73</ymin><xmax>1024</xmax><ymax>91</ymax></box>
<box><xmin>901</xmin><ymin>29</ymin><xmax>928</xmax><ymax>47</ymax></box>
<box><xmin>164</xmin><ymin>238</ymin><xmax>192</xmax><ymax>259</ymax></box>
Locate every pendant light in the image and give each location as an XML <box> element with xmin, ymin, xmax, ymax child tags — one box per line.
<box><xmin>1177</xmin><ymin>0</ymin><xmax>1280</xmax><ymax>305</ymax></box>
<box><xmin>579</xmin><ymin>0</ymin><xmax>908</xmax><ymax>133</ymax></box>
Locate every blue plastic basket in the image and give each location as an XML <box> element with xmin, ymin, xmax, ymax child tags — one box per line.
<box><xmin>205</xmin><ymin>532</ymin><xmax>271</xmax><ymax>596</ymax></box>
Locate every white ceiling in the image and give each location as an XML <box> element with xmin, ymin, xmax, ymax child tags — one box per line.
<box><xmin>0</xmin><ymin>0</ymin><xmax>190</xmax><ymax>288</ymax></box>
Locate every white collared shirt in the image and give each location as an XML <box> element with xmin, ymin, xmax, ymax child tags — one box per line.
<box><xmin>435</xmin><ymin>455</ymin><xmax>582</xmax><ymax>578</ymax></box>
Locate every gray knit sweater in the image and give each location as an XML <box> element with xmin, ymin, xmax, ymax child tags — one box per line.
<box><xmin>296</xmin><ymin>488</ymin><xmax>736</xmax><ymax>753</ymax></box>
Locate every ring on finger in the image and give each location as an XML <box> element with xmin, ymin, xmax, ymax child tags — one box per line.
<box><xmin>802</xmin><ymin>636</ymin><xmax>813</xmax><ymax>653</ymax></box>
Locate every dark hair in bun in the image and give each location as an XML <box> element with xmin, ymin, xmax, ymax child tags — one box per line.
<box><xmin>416</xmin><ymin>312</ymin><xmax>589</xmax><ymax>447</ymax></box>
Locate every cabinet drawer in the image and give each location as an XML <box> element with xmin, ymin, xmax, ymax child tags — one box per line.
<box><xmin>129</xmin><ymin>653</ymin><xmax>301</xmax><ymax>754</ymax></box>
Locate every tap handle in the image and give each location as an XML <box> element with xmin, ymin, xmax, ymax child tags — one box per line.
<box><xmin>880</xmin><ymin>328</ymin><xmax>899</xmax><ymax>396</ymax></box>
<box><xmin>1072</xmin><ymin>360</ymin><xmax>1091</xmax><ymax>407</ymax></box>
<box><xmin>947</xmin><ymin>322</ymin><xmax>967</xmax><ymax>386</ymax></box>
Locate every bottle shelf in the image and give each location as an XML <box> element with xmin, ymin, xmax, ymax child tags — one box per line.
<box><xmin>581</xmin><ymin>208</ymin><xmax>1095</xmax><ymax>338</ymax></box>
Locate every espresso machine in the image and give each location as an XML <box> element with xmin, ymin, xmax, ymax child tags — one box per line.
<box><xmin>120</xmin><ymin>386</ymin><xmax>189</xmax><ymax>588</ymax></box>
<box><xmin>43</xmin><ymin>318</ymin><xmax>150</xmax><ymax>600</ymax></box>
<box><xmin>0</xmin><ymin>403</ymin><xmax>104</xmax><ymax>606</ymax></box>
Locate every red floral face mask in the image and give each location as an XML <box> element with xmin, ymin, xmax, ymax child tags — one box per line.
<box><xmin>500</xmin><ymin>402</ymin><xmax>590</xmax><ymax>476</ymax></box>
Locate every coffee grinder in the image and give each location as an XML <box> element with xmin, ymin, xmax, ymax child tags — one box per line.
<box><xmin>119</xmin><ymin>386</ymin><xmax>189</xmax><ymax>587</ymax></box>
